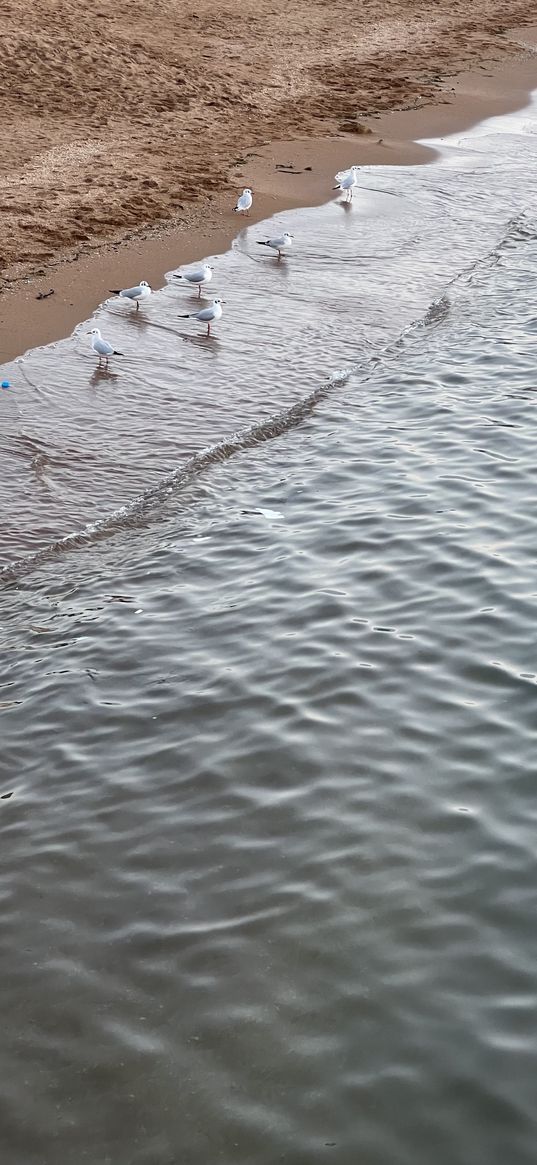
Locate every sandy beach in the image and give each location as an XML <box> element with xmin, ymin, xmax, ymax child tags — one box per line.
<box><xmin>1</xmin><ymin>4</ymin><xmax>537</xmax><ymax>360</ymax></box>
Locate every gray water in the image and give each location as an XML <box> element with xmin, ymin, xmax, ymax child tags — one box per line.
<box><xmin>1</xmin><ymin>101</ymin><xmax>537</xmax><ymax>1165</ymax></box>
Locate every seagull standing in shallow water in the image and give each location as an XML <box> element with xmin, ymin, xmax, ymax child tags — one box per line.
<box><xmin>333</xmin><ymin>165</ymin><xmax>360</xmax><ymax>201</ymax></box>
<box><xmin>234</xmin><ymin>188</ymin><xmax>253</xmax><ymax>215</ymax></box>
<box><xmin>257</xmin><ymin>232</ymin><xmax>293</xmax><ymax>259</ymax></box>
<box><xmin>180</xmin><ymin>298</ymin><xmax>224</xmax><ymax>337</ymax></box>
<box><xmin>173</xmin><ymin>264</ymin><xmax>213</xmax><ymax>298</ymax></box>
<box><xmin>108</xmin><ymin>280</ymin><xmax>151</xmax><ymax>310</ymax></box>
<box><xmin>88</xmin><ymin>328</ymin><xmax>124</xmax><ymax>365</ymax></box>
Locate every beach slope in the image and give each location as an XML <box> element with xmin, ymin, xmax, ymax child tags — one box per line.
<box><xmin>1</xmin><ymin>0</ymin><xmax>535</xmax><ymax>282</ymax></box>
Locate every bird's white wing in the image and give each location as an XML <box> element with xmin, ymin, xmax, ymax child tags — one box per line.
<box><xmin>120</xmin><ymin>285</ymin><xmax>143</xmax><ymax>298</ymax></box>
<box><xmin>194</xmin><ymin>307</ymin><xmax>216</xmax><ymax>321</ymax></box>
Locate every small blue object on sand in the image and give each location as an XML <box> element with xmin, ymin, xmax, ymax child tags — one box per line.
<box><xmin>1</xmin><ymin>381</ymin><xmax>10</xmax><ymax>389</ymax></box>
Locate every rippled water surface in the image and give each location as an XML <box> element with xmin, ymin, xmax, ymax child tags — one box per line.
<box><xmin>2</xmin><ymin>101</ymin><xmax>537</xmax><ymax>1165</ymax></box>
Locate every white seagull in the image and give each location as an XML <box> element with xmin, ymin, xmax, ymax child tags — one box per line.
<box><xmin>335</xmin><ymin>164</ymin><xmax>359</xmax><ymax>182</ymax></box>
<box><xmin>173</xmin><ymin>264</ymin><xmax>213</xmax><ymax>298</ymax></box>
<box><xmin>333</xmin><ymin>165</ymin><xmax>360</xmax><ymax>201</ymax></box>
<box><xmin>257</xmin><ymin>231</ymin><xmax>293</xmax><ymax>259</ymax></box>
<box><xmin>234</xmin><ymin>188</ymin><xmax>253</xmax><ymax>215</ymax></box>
<box><xmin>180</xmin><ymin>298</ymin><xmax>224</xmax><ymax>337</ymax></box>
<box><xmin>88</xmin><ymin>327</ymin><xmax>124</xmax><ymax>365</ymax></box>
<box><xmin>108</xmin><ymin>280</ymin><xmax>151</xmax><ymax>310</ymax></box>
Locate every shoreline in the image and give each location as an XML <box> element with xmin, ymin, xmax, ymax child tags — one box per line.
<box><xmin>1</xmin><ymin>25</ymin><xmax>537</xmax><ymax>365</ymax></box>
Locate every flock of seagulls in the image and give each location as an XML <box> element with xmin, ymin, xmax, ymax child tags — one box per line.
<box><xmin>89</xmin><ymin>167</ymin><xmax>358</xmax><ymax>363</ymax></box>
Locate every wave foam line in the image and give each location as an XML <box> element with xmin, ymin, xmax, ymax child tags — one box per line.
<box><xmin>1</xmin><ymin>370</ymin><xmax>352</xmax><ymax>584</ymax></box>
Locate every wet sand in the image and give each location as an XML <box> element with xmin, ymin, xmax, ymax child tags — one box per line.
<box><xmin>1</xmin><ymin>20</ymin><xmax>536</xmax><ymax>363</ymax></box>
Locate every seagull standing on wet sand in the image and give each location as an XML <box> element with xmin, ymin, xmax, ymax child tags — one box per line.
<box><xmin>234</xmin><ymin>188</ymin><xmax>253</xmax><ymax>215</ymax></box>
<box><xmin>173</xmin><ymin>264</ymin><xmax>213</xmax><ymax>298</ymax></box>
<box><xmin>88</xmin><ymin>328</ymin><xmax>124</xmax><ymax>365</ymax></box>
<box><xmin>108</xmin><ymin>280</ymin><xmax>152</xmax><ymax>310</ymax></box>
<box><xmin>257</xmin><ymin>231</ymin><xmax>293</xmax><ymax>259</ymax></box>
<box><xmin>180</xmin><ymin>298</ymin><xmax>224</xmax><ymax>337</ymax></box>
<box><xmin>333</xmin><ymin>165</ymin><xmax>359</xmax><ymax>202</ymax></box>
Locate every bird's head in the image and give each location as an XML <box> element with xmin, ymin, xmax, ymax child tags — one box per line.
<box><xmin>140</xmin><ymin>280</ymin><xmax>150</xmax><ymax>288</ymax></box>
<box><xmin>244</xmin><ymin>188</ymin><xmax>252</xmax><ymax>195</ymax></box>
<box><xmin>88</xmin><ymin>328</ymin><xmax>101</xmax><ymax>336</ymax></box>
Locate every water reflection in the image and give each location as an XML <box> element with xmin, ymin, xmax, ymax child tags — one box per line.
<box><xmin>89</xmin><ymin>366</ymin><xmax>120</xmax><ymax>388</ymax></box>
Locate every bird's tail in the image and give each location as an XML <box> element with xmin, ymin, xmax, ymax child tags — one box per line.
<box><xmin>109</xmin><ymin>289</ymin><xmax>122</xmax><ymax>295</ymax></box>
<box><xmin>113</xmin><ymin>350</ymin><xmax>124</xmax><ymax>356</ymax></box>
<box><xmin>172</xmin><ymin>274</ymin><xmax>185</xmax><ymax>280</ymax></box>
<box><xmin>233</xmin><ymin>205</ymin><xmax>240</xmax><ymax>212</ymax></box>
<box><xmin>256</xmin><ymin>241</ymin><xmax>269</xmax><ymax>247</ymax></box>
<box><xmin>332</xmin><ymin>185</ymin><xmax>341</xmax><ymax>191</ymax></box>
<box><xmin>180</xmin><ymin>313</ymin><xmax>192</xmax><ymax>319</ymax></box>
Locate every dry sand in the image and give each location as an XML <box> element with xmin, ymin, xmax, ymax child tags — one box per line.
<box><xmin>1</xmin><ymin>4</ymin><xmax>537</xmax><ymax>360</ymax></box>
<box><xmin>2</xmin><ymin>0</ymin><xmax>537</xmax><ymax>278</ymax></box>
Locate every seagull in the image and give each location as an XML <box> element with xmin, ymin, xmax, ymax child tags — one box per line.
<box><xmin>234</xmin><ymin>188</ymin><xmax>253</xmax><ymax>215</ymax></box>
<box><xmin>87</xmin><ymin>327</ymin><xmax>124</xmax><ymax>365</ymax></box>
<box><xmin>108</xmin><ymin>280</ymin><xmax>151</xmax><ymax>310</ymax></box>
<box><xmin>333</xmin><ymin>165</ymin><xmax>359</xmax><ymax>201</ymax></box>
<box><xmin>172</xmin><ymin>264</ymin><xmax>213</xmax><ymax>298</ymax></box>
<box><xmin>335</xmin><ymin>164</ymin><xmax>359</xmax><ymax>182</ymax></box>
<box><xmin>180</xmin><ymin>298</ymin><xmax>224</xmax><ymax>337</ymax></box>
<box><xmin>257</xmin><ymin>232</ymin><xmax>293</xmax><ymax>259</ymax></box>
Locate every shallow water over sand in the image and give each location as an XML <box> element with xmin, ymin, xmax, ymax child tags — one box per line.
<box><xmin>1</xmin><ymin>102</ymin><xmax>537</xmax><ymax>1165</ymax></box>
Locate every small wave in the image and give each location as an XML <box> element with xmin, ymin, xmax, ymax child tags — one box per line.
<box><xmin>5</xmin><ymin>197</ymin><xmax>535</xmax><ymax>586</ymax></box>
<box><xmin>1</xmin><ymin>369</ymin><xmax>352</xmax><ymax>584</ymax></box>
<box><xmin>442</xmin><ymin>210</ymin><xmax>535</xmax><ymax>298</ymax></box>
<box><xmin>2</xmin><ymin>235</ymin><xmax>502</xmax><ymax>587</ymax></box>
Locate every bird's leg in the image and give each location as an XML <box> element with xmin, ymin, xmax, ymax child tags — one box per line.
<box><xmin>136</xmin><ymin>300</ymin><xmax>139</xmax><ymax>311</ymax></box>
<box><xmin>198</xmin><ymin>285</ymin><xmax>202</xmax><ymax>298</ymax></box>
<box><xmin>207</xmin><ymin>323</ymin><xmax>211</xmax><ymax>337</ymax></box>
